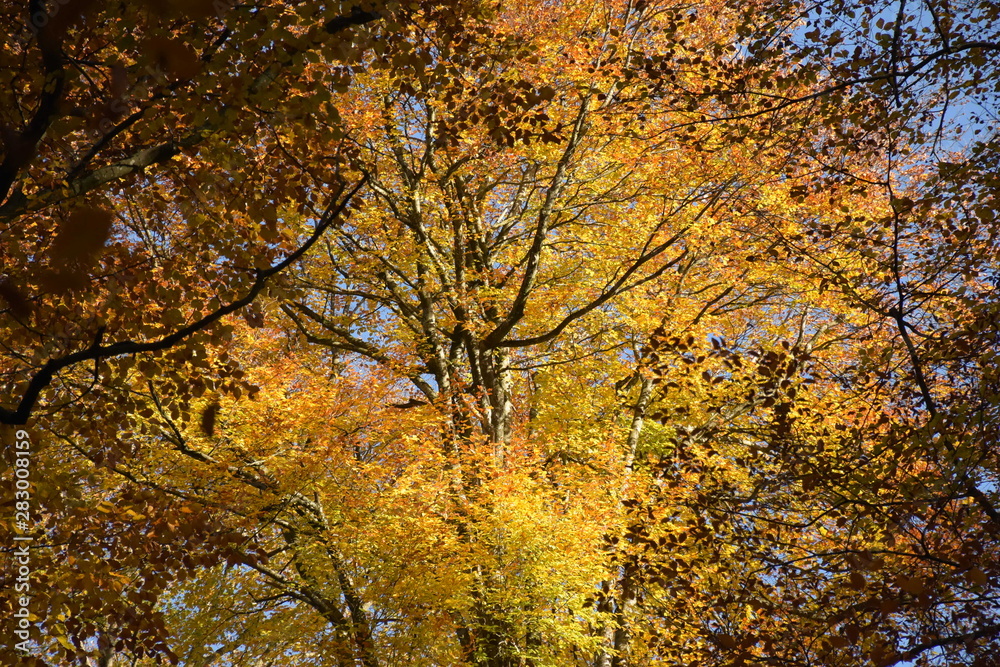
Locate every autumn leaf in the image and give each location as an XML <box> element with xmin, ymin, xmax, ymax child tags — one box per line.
<box><xmin>49</xmin><ymin>206</ymin><xmax>113</xmax><ymax>263</ymax></box>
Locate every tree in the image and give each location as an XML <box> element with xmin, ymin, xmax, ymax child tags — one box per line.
<box><xmin>0</xmin><ymin>0</ymin><xmax>396</xmax><ymax>421</ymax></box>
<box><xmin>3</xmin><ymin>0</ymin><xmax>998</xmax><ymax>665</ymax></box>
<box><xmin>2</xmin><ymin>1</ymin><xmax>399</xmax><ymax>663</ymax></box>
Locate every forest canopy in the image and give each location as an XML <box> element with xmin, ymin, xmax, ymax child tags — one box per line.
<box><xmin>1</xmin><ymin>0</ymin><xmax>999</xmax><ymax>665</ymax></box>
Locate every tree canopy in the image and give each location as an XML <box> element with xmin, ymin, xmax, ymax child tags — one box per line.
<box><xmin>1</xmin><ymin>0</ymin><xmax>998</xmax><ymax>665</ymax></box>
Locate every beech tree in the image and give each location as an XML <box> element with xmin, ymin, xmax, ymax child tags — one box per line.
<box><xmin>1</xmin><ymin>0</ymin><xmax>997</xmax><ymax>666</ymax></box>
<box><xmin>2</xmin><ymin>1</ymin><xmax>388</xmax><ymax>663</ymax></box>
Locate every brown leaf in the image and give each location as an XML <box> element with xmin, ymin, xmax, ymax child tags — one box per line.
<box><xmin>880</xmin><ymin>598</ymin><xmax>900</xmax><ymax>614</ymax></box>
<box><xmin>110</xmin><ymin>64</ymin><xmax>128</xmax><ymax>98</ymax></box>
<box><xmin>966</xmin><ymin>567</ymin><xmax>988</xmax><ymax>586</ymax></box>
<box><xmin>243</xmin><ymin>306</ymin><xmax>265</xmax><ymax>328</ymax></box>
<box><xmin>147</xmin><ymin>37</ymin><xmax>201</xmax><ymax>80</ymax></box>
<box><xmin>0</xmin><ymin>278</ymin><xmax>32</xmax><ymax>318</ymax></box>
<box><xmin>50</xmin><ymin>206</ymin><xmax>113</xmax><ymax>264</ymax></box>
<box><xmin>896</xmin><ymin>575</ymin><xmax>925</xmax><ymax>595</ymax></box>
<box><xmin>200</xmin><ymin>402</ymin><xmax>220</xmax><ymax>436</ymax></box>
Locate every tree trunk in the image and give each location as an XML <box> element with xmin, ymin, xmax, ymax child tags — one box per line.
<box><xmin>595</xmin><ymin>374</ymin><xmax>652</xmax><ymax>667</ymax></box>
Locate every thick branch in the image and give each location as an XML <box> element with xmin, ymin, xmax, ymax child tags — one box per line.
<box><xmin>481</xmin><ymin>98</ymin><xmax>592</xmax><ymax>349</ymax></box>
<box><xmin>0</xmin><ymin>1</ymin><xmax>68</xmax><ymax>205</ymax></box>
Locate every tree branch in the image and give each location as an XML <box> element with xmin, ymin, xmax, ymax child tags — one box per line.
<box><xmin>0</xmin><ymin>177</ymin><xmax>367</xmax><ymax>425</ymax></box>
